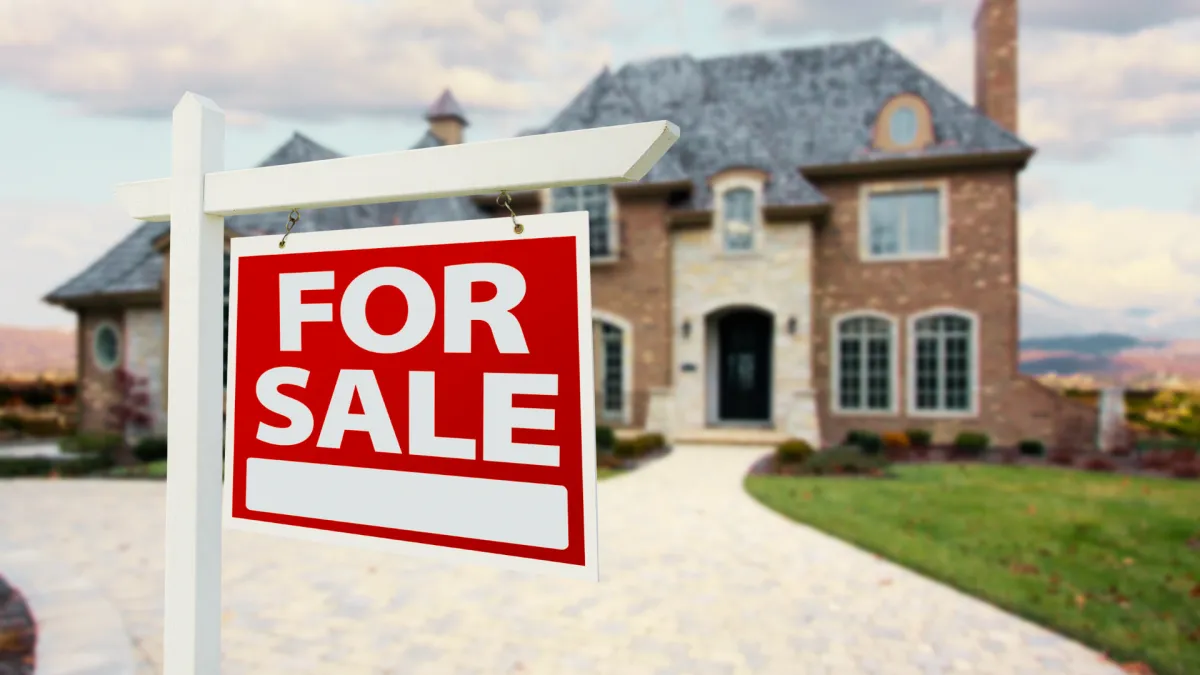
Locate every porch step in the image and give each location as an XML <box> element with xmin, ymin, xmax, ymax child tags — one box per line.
<box><xmin>671</xmin><ymin>427</ymin><xmax>789</xmax><ymax>447</ymax></box>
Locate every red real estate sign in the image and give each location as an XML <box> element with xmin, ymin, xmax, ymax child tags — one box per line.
<box><xmin>222</xmin><ymin>213</ymin><xmax>598</xmax><ymax>581</ymax></box>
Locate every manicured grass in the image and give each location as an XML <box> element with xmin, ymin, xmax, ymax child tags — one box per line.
<box><xmin>745</xmin><ymin>464</ymin><xmax>1200</xmax><ymax>675</ymax></box>
<box><xmin>105</xmin><ymin>460</ymin><xmax>168</xmax><ymax>479</ymax></box>
<box><xmin>597</xmin><ymin>467</ymin><xmax>624</xmax><ymax>480</ymax></box>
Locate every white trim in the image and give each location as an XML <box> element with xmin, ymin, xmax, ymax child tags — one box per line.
<box><xmin>223</xmin><ymin>213</ymin><xmax>600</xmax><ymax>583</ymax></box>
<box><xmin>116</xmin><ymin>120</ymin><xmax>681</xmax><ymax>221</ymax></box>
<box><xmin>592</xmin><ymin>309</ymin><xmax>634</xmax><ymax>426</ymax></box>
<box><xmin>91</xmin><ymin>320</ymin><xmax>123</xmax><ymax>372</ymax></box>
<box><xmin>905</xmin><ymin>307</ymin><xmax>981</xmax><ymax>418</ymax></box>
<box><xmin>545</xmin><ymin>186</ymin><xmax>619</xmax><ymax>264</ymax></box>
<box><xmin>829</xmin><ymin>310</ymin><xmax>900</xmax><ymax>417</ymax></box>
<box><xmin>711</xmin><ymin>173</ymin><xmax>764</xmax><ymax>255</ymax></box>
<box><xmin>858</xmin><ymin>180</ymin><xmax>950</xmax><ymax>262</ymax></box>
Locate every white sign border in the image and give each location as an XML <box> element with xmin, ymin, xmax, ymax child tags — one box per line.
<box><xmin>221</xmin><ymin>211</ymin><xmax>599</xmax><ymax>582</ymax></box>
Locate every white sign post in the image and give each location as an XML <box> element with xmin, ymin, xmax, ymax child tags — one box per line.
<box><xmin>114</xmin><ymin>92</ymin><xmax>678</xmax><ymax>675</ymax></box>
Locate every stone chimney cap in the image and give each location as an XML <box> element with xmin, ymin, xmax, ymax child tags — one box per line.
<box><xmin>425</xmin><ymin>89</ymin><xmax>468</xmax><ymax>126</ymax></box>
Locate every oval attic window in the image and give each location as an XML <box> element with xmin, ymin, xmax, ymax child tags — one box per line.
<box><xmin>889</xmin><ymin>105</ymin><xmax>919</xmax><ymax>146</ymax></box>
<box><xmin>93</xmin><ymin>323</ymin><xmax>121</xmax><ymax>370</ymax></box>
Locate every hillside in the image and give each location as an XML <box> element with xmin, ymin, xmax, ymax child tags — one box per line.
<box><xmin>0</xmin><ymin>325</ymin><xmax>75</xmax><ymax>379</ymax></box>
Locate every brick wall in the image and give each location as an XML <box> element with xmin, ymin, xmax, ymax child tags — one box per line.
<box><xmin>810</xmin><ymin>168</ymin><xmax>1086</xmax><ymax>448</ymax></box>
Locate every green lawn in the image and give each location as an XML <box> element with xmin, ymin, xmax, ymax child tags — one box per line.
<box><xmin>597</xmin><ymin>467</ymin><xmax>624</xmax><ymax>480</ymax></box>
<box><xmin>104</xmin><ymin>460</ymin><xmax>168</xmax><ymax>478</ymax></box>
<box><xmin>745</xmin><ymin>465</ymin><xmax>1200</xmax><ymax>675</ymax></box>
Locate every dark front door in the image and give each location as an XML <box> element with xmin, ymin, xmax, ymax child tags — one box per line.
<box><xmin>716</xmin><ymin>310</ymin><xmax>772</xmax><ymax>422</ymax></box>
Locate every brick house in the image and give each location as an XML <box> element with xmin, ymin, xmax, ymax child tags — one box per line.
<box><xmin>45</xmin><ymin>0</ymin><xmax>1097</xmax><ymax>449</ymax></box>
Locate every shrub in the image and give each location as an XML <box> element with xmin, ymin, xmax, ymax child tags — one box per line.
<box><xmin>1080</xmin><ymin>454</ymin><xmax>1117</xmax><ymax>472</ymax></box>
<box><xmin>613</xmin><ymin>439</ymin><xmax>639</xmax><ymax>459</ymax></box>
<box><xmin>16</xmin><ymin>416</ymin><xmax>69</xmax><ymax>438</ymax></box>
<box><xmin>0</xmin><ymin>415</ymin><xmax>22</xmax><ymax>432</ymax></box>
<box><xmin>1170</xmin><ymin>458</ymin><xmax>1200</xmax><ymax>479</ymax></box>
<box><xmin>775</xmin><ymin>438</ymin><xmax>815</xmax><ymax>464</ymax></box>
<box><xmin>904</xmin><ymin>428</ymin><xmax>932</xmax><ymax>449</ymax></box>
<box><xmin>802</xmin><ymin>446</ymin><xmax>889</xmax><ymax>476</ymax></box>
<box><xmin>634</xmin><ymin>433</ymin><xmax>666</xmax><ymax>453</ymax></box>
<box><xmin>0</xmin><ymin>454</ymin><xmax>112</xmax><ymax>478</ymax></box>
<box><xmin>133</xmin><ymin>436</ymin><xmax>168</xmax><ymax>463</ymax></box>
<box><xmin>60</xmin><ymin>432</ymin><xmax>123</xmax><ymax>457</ymax></box>
<box><xmin>595</xmin><ymin>426</ymin><xmax>615</xmax><ymax>451</ymax></box>
<box><xmin>1017</xmin><ymin>439</ymin><xmax>1045</xmax><ymax>457</ymax></box>
<box><xmin>1139</xmin><ymin>450</ymin><xmax>1173</xmax><ymax>471</ymax></box>
<box><xmin>844</xmin><ymin>430</ymin><xmax>883</xmax><ymax>455</ymax></box>
<box><xmin>952</xmin><ymin>431</ymin><xmax>990</xmax><ymax>458</ymax></box>
<box><xmin>881</xmin><ymin>431</ymin><xmax>909</xmax><ymax>449</ymax></box>
<box><xmin>1047</xmin><ymin>447</ymin><xmax>1077</xmax><ymax>466</ymax></box>
<box><xmin>597</xmin><ymin>453</ymin><xmax>624</xmax><ymax>470</ymax></box>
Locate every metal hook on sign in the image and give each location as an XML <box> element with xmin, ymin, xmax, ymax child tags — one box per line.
<box><xmin>278</xmin><ymin>209</ymin><xmax>301</xmax><ymax>249</ymax></box>
<box><xmin>497</xmin><ymin>191</ymin><xmax>524</xmax><ymax>235</ymax></box>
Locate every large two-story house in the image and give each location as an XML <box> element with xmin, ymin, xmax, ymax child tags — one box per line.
<box><xmin>46</xmin><ymin>0</ymin><xmax>1098</xmax><ymax>449</ymax></box>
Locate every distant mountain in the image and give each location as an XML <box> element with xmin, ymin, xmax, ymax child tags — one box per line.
<box><xmin>0</xmin><ymin>325</ymin><xmax>75</xmax><ymax>378</ymax></box>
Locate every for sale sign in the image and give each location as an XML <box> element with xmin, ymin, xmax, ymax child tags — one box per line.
<box><xmin>222</xmin><ymin>213</ymin><xmax>598</xmax><ymax>581</ymax></box>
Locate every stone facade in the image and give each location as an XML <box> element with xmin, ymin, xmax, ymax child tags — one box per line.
<box><xmin>124</xmin><ymin>307</ymin><xmax>166</xmax><ymax>434</ymax></box>
<box><xmin>77</xmin><ymin>310</ymin><xmax>123</xmax><ymax>433</ymax></box>
<box><xmin>669</xmin><ymin>215</ymin><xmax>819</xmax><ymax>443</ymax></box>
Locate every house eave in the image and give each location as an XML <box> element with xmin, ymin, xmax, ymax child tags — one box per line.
<box><xmin>799</xmin><ymin>149</ymin><xmax>1036</xmax><ymax>179</ymax></box>
<box><xmin>44</xmin><ymin>290</ymin><xmax>162</xmax><ymax>311</ymax></box>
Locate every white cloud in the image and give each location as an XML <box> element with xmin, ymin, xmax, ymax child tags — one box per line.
<box><xmin>888</xmin><ymin>19</ymin><xmax>1200</xmax><ymax>158</ymax></box>
<box><xmin>0</xmin><ymin>201</ymin><xmax>138</xmax><ymax>328</ymax></box>
<box><xmin>717</xmin><ymin>0</ymin><xmax>1200</xmax><ymax>34</ymax></box>
<box><xmin>0</xmin><ymin>0</ymin><xmax>616</xmax><ymax>124</ymax></box>
<box><xmin>1020</xmin><ymin>200</ymin><xmax>1200</xmax><ymax>314</ymax></box>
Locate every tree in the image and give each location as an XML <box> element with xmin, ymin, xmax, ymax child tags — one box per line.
<box><xmin>107</xmin><ymin>368</ymin><xmax>154</xmax><ymax>439</ymax></box>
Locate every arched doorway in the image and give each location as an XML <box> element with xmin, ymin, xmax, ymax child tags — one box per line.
<box><xmin>707</xmin><ymin>307</ymin><xmax>773</xmax><ymax>423</ymax></box>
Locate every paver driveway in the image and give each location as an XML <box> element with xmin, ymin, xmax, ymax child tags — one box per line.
<box><xmin>0</xmin><ymin>446</ymin><xmax>1122</xmax><ymax>674</ymax></box>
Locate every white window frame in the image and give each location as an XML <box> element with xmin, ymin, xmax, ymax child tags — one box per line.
<box><xmin>859</xmin><ymin>180</ymin><xmax>949</xmax><ymax>262</ymax></box>
<box><xmin>906</xmin><ymin>307</ymin><xmax>980</xmax><ymax>418</ymax></box>
<box><xmin>542</xmin><ymin>187</ymin><xmax>619</xmax><ymax>264</ymax></box>
<box><xmin>92</xmin><ymin>320</ymin><xmax>122</xmax><ymax>372</ymax></box>
<box><xmin>829</xmin><ymin>310</ymin><xmax>899</xmax><ymax>417</ymax></box>
<box><xmin>711</xmin><ymin>173</ymin><xmax>764</xmax><ymax>255</ymax></box>
<box><xmin>592</xmin><ymin>309</ymin><xmax>633</xmax><ymax>425</ymax></box>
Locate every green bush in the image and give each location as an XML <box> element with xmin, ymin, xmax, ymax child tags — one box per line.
<box><xmin>613</xmin><ymin>439</ymin><xmax>639</xmax><ymax>459</ymax></box>
<box><xmin>1017</xmin><ymin>439</ymin><xmax>1045</xmax><ymax>456</ymax></box>
<box><xmin>60</xmin><ymin>432</ymin><xmax>123</xmax><ymax>456</ymax></box>
<box><xmin>802</xmin><ymin>446</ymin><xmax>888</xmax><ymax>475</ymax></box>
<box><xmin>775</xmin><ymin>438</ymin><xmax>815</xmax><ymax>464</ymax></box>
<box><xmin>17</xmin><ymin>416</ymin><xmax>70</xmax><ymax>438</ymax></box>
<box><xmin>595</xmin><ymin>426</ymin><xmax>615</xmax><ymax>451</ymax></box>
<box><xmin>0</xmin><ymin>415</ymin><xmax>22</xmax><ymax>432</ymax></box>
<box><xmin>844</xmin><ymin>430</ymin><xmax>883</xmax><ymax>455</ymax></box>
<box><xmin>0</xmin><ymin>454</ymin><xmax>113</xmax><ymax>478</ymax></box>
<box><xmin>905</xmin><ymin>428</ymin><xmax>932</xmax><ymax>448</ymax></box>
<box><xmin>953</xmin><ymin>431</ymin><xmax>990</xmax><ymax>456</ymax></box>
<box><xmin>634</xmin><ymin>433</ymin><xmax>665</xmax><ymax>453</ymax></box>
<box><xmin>133</xmin><ymin>436</ymin><xmax>168</xmax><ymax>463</ymax></box>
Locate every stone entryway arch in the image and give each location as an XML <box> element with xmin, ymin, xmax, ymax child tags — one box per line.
<box><xmin>702</xmin><ymin>303</ymin><xmax>775</xmax><ymax>426</ymax></box>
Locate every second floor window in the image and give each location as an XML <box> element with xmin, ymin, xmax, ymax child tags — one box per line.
<box><xmin>552</xmin><ymin>185</ymin><xmax>612</xmax><ymax>258</ymax></box>
<box><xmin>722</xmin><ymin>187</ymin><xmax>755</xmax><ymax>251</ymax></box>
<box><xmin>865</xmin><ymin>188</ymin><xmax>942</xmax><ymax>259</ymax></box>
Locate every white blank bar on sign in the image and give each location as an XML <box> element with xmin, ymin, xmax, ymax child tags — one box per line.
<box><xmin>244</xmin><ymin>459</ymin><xmax>569</xmax><ymax>550</ymax></box>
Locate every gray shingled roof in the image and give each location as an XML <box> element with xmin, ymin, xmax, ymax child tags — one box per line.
<box><xmin>531</xmin><ymin>38</ymin><xmax>1030</xmax><ymax>209</ymax></box>
<box><xmin>425</xmin><ymin>89</ymin><xmax>468</xmax><ymax>124</ymax></box>
<box><xmin>45</xmin><ymin>131</ymin><xmax>486</xmax><ymax>306</ymax></box>
<box><xmin>47</xmin><ymin>38</ymin><xmax>1030</xmax><ymax>306</ymax></box>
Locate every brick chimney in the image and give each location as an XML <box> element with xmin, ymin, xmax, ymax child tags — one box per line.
<box><xmin>974</xmin><ymin>0</ymin><xmax>1018</xmax><ymax>134</ymax></box>
<box><xmin>425</xmin><ymin>89</ymin><xmax>468</xmax><ymax>145</ymax></box>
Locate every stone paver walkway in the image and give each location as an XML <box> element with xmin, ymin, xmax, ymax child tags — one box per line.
<box><xmin>0</xmin><ymin>446</ymin><xmax>1123</xmax><ymax>674</ymax></box>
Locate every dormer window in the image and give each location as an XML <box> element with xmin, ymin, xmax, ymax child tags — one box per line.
<box><xmin>873</xmin><ymin>94</ymin><xmax>934</xmax><ymax>151</ymax></box>
<box><xmin>550</xmin><ymin>185</ymin><xmax>616</xmax><ymax>260</ymax></box>
<box><xmin>722</xmin><ymin>188</ymin><xmax>755</xmax><ymax>251</ymax></box>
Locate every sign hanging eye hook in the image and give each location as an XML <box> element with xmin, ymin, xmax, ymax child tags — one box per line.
<box><xmin>278</xmin><ymin>209</ymin><xmax>301</xmax><ymax>249</ymax></box>
<box><xmin>497</xmin><ymin>191</ymin><xmax>524</xmax><ymax>234</ymax></box>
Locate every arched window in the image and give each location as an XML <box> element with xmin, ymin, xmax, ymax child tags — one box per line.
<box><xmin>592</xmin><ymin>314</ymin><xmax>631</xmax><ymax>422</ymax></box>
<box><xmin>833</xmin><ymin>314</ymin><xmax>895</xmax><ymax>413</ymax></box>
<box><xmin>722</xmin><ymin>187</ymin><xmax>756</xmax><ymax>251</ymax></box>
<box><xmin>910</xmin><ymin>311</ymin><xmax>977</xmax><ymax>414</ymax></box>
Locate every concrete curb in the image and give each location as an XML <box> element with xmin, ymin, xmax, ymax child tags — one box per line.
<box><xmin>0</xmin><ymin>538</ymin><xmax>137</xmax><ymax>675</ymax></box>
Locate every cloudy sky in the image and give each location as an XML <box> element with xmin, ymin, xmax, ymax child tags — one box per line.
<box><xmin>0</xmin><ymin>0</ymin><xmax>1197</xmax><ymax>337</ymax></box>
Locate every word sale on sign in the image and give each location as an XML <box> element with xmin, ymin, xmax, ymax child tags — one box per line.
<box><xmin>221</xmin><ymin>213</ymin><xmax>599</xmax><ymax>581</ymax></box>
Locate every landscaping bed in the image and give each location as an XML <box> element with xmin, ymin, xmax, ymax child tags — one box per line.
<box><xmin>595</xmin><ymin>427</ymin><xmax>670</xmax><ymax>477</ymax></box>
